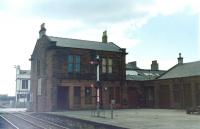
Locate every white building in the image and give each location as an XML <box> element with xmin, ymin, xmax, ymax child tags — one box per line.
<box><xmin>15</xmin><ymin>65</ymin><xmax>31</xmax><ymax>104</ymax></box>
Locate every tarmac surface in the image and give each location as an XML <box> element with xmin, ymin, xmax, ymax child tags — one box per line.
<box><xmin>50</xmin><ymin>109</ymin><xmax>200</xmax><ymax>129</ymax></box>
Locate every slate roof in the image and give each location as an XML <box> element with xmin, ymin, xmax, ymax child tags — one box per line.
<box><xmin>48</xmin><ymin>36</ymin><xmax>123</xmax><ymax>52</ymax></box>
<box><xmin>158</xmin><ymin>61</ymin><xmax>200</xmax><ymax>79</ymax></box>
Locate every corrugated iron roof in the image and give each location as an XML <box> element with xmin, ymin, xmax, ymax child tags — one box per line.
<box><xmin>158</xmin><ymin>61</ymin><xmax>200</xmax><ymax>79</ymax></box>
<box><xmin>126</xmin><ymin>69</ymin><xmax>165</xmax><ymax>81</ymax></box>
<box><xmin>20</xmin><ymin>70</ymin><xmax>30</xmax><ymax>74</ymax></box>
<box><xmin>48</xmin><ymin>36</ymin><xmax>123</xmax><ymax>52</ymax></box>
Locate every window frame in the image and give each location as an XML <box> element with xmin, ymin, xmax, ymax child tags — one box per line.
<box><xmin>22</xmin><ymin>80</ymin><xmax>28</xmax><ymax>89</ymax></box>
<box><xmin>101</xmin><ymin>58</ymin><xmax>113</xmax><ymax>74</ymax></box>
<box><xmin>102</xmin><ymin>58</ymin><xmax>107</xmax><ymax>73</ymax></box>
<box><xmin>108</xmin><ymin>58</ymin><xmax>113</xmax><ymax>73</ymax></box>
<box><xmin>67</xmin><ymin>55</ymin><xmax>81</xmax><ymax>73</ymax></box>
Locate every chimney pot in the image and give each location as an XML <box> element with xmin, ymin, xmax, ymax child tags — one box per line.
<box><xmin>127</xmin><ymin>61</ymin><xmax>137</xmax><ymax>69</ymax></box>
<box><xmin>39</xmin><ymin>23</ymin><xmax>46</xmax><ymax>38</ymax></box>
<box><xmin>102</xmin><ymin>30</ymin><xmax>107</xmax><ymax>43</ymax></box>
<box><xmin>151</xmin><ymin>60</ymin><xmax>159</xmax><ymax>70</ymax></box>
<box><xmin>177</xmin><ymin>53</ymin><xmax>183</xmax><ymax>64</ymax></box>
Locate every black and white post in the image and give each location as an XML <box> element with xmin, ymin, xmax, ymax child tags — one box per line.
<box><xmin>96</xmin><ymin>55</ymin><xmax>100</xmax><ymax>117</ymax></box>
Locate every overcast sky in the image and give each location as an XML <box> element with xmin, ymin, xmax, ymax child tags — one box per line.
<box><xmin>0</xmin><ymin>0</ymin><xmax>199</xmax><ymax>96</ymax></box>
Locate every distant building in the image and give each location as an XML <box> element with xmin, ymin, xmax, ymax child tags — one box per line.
<box><xmin>15</xmin><ymin>65</ymin><xmax>31</xmax><ymax>106</ymax></box>
<box><xmin>125</xmin><ymin>60</ymin><xmax>166</xmax><ymax>108</ymax></box>
<box><xmin>154</xmin><ymin>53</ymin><xmax>200</xmax><ymax>109</ymax></box>
<box><xmin>125</xmin><ymin>53</ymin><xmax>200</xmax><ymax>109</ymax></box>
<box><xmin>0</xmin><ymin>94</ymin><xmax>15</xmax><ymax>108</ymax></box>
<box><xmin>126</xmin><ymin>60</ymin><xmax>166</xmax><ymax>81</ymax></box>
<box><xmin>29</xmin><ymin>23</ymin><xmax>200</xmax><ymax>112</ymax></box>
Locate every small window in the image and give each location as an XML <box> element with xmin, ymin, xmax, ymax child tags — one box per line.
<box><xmin>108</xmin><ymin>58</ymin><xmax>112</xmax><ymax>73</ymax></box>
<box><xmin>37</xmin><ymin>78</ymin><xmax>42</xmax><ymax>95</ymax></box>
<box><xmin>37</xmin><ymin>59</ymin><xmax>40</xmax><ymax>75</ymax></box>
<box><xmin>75</xmin><ymin>56</ymin><xmax>80</xmax><ymax>73</ymax></box>
<box><xmin>22</xmin><ymin>80</ymin><xmax>28</xmax><ymax>89</ymax></box>
<box><xmin>67</xmin><ymin>55</ymin><xmax>80</xmax><ymax>73</ymax></box>
<box><xmin>67</xmin><ymin>55</ymin><xmax>73</xmax><ymax>73</ymax></box>
<box><xmin>102</xmin><ymin>58</ymin><xmax>112</xmax><ymax>74</ymax></box>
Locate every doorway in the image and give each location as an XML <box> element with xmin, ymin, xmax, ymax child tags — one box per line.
<box><xmin>159</xmin><ymin>85</ymin><xmax>170</xmax><ymax>108</ymax></box>
<box><xmin>57</xmin><ymin>86</ymin><xmax>69</xmax><ymax>110</ymax></box>
<box><xmin>128</xmin><ymin>87</ymin><xmax>138</xmax><ymax>108</ymax></box>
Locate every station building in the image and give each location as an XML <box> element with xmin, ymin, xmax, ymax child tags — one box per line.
<box><xmin>15</xmin><ymin>65</ymin><xmax>31</xmax><ymax>107</ymax></box>
<box><xmin>30</xmin><ymin>24</ymin><xmax>126</xmax><ymax>112</ymax></box>
<box><xmin>30</xmin><ymin>24</ymin><xmax>200</xmax><ymax>112</ymax></box>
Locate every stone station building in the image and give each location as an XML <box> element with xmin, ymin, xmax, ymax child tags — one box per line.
<box><xmin>30</xmin><ymin>24</ymin><xmax>126</xmax><ymax>112</ymax></box>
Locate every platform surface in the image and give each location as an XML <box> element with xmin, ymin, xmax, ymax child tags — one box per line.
<box><xmin>50</xmin><ymin>109</ymin><xmax>200</xmax><ymax>129</ymax></box>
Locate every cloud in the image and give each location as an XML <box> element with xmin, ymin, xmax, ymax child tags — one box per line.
<box><xmin>134</xmin><ymin>0</ymin><xmax>200</xmax><ymax>28</ymax></box>
<box><xmin>6</xmin><ymin>0</ymin><xmax>151</xmax><ymax>24</ymax></box>
<box><xmin>198</xmin><ymin>14</ymin><xmax>200</xmax><ymax>56</ymax></box>
<box><xmin>28</xmin><ymin>0</ymin><xmax>134</xmax><ymax>22</ymax></box>
<box><xmin>0</xmin><ymin>0</ymin><xmax>200</xmax><ymax>95</ymax></box>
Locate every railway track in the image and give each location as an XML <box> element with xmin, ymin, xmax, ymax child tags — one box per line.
<box><xmin>0</xmin><ymin>114</ymin><xmax>19</xmax><ymax>129</ymax></box>
<box><xmin>1</xmin><ymin>112</ymin><xmax>69</xmax><ymax>129</ymax></box>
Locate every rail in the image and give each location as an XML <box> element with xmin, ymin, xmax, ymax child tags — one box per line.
<box><xmin>0</xmin><ymin>114</ymin><xmax>19</xmax><ymax>129</ymax></box>
<box><xmin>1</xmin><ymin>113</ymin><xmax>69</xmax><ymax>129</ymax></box>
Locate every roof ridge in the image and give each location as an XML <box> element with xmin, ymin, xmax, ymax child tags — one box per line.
<box><xmin>182</xmin><ymin>60</ymin><xmax>200</xmax><ymax>65</ymax></box>
<box><xmin>156</xmin><ymin>64</ymin><xmax>178</xmax><ymax>79</ymax></box>
<box><xmin>48</xmin><ymin>36</ymin><xmax>102</xmax><ymax>44</ymax></box>
<box><xmin>47</xmin><ymin>35</ymin><xmax>122</xmax><ymax>52</ymax></box>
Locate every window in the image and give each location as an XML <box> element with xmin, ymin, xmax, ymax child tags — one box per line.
<box><xmin>108</xmin><ymin>58</ymin><xmax>112</xmax><ymax>73</ymax></box>
<box><xmin>74</xmin><ymin>87</ymin><xmax>81</xmax><ymax>104</ymax></box>
<box><xmin>67</xmin><ymin>55</ymin><xmax>80</xmax><ymax>73</ymax></box>
<box><xmin>67</xmin><ymin>55</ymin><xmax>73</xmax><ymax>73</ymax></box>
<box><xmin>37</xmin><ymin>59</ymin><xmax>40</xmax><ymax>75</ymax></box>
<box><xmin>102</xmin><ymin>58</ymin><xmax>113</xmax><ymax>74</ymax></box>
<box><xmin>22</xmin><ymin>80</ymin><xmax>28</xmax><ymax>89</ymax></box>
<box><xmin>102</xmin><ymin>58</ymin><xmax>106</xmax><ymax>73</ymax></box>
<box><xmin>85</xmin><ymin>87</ymin><xmax>92</xmax><ymax>104</ymax></box>
<box><xmin>37</xmin><ymin>78</ymin><xmax>42</xmax><ymax>95</ymax></box>
<box><xmin>75</xmin><ymin>56</ymin><xmax>80</xmax><ymax>73</ymax></box>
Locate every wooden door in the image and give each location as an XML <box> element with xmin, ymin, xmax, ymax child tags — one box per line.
<box><xmin>57</xmin><ymin>86</ymin><xmax>69</xmax><ymax>110</ymax></box>
<box><xmin>128</xmin><ymin>87</ymin><xmax>138</xmax><ymax>108</ymax></box>
<box><xmin>183</xmin><ymin>84</ymin><xmax>192</xmax><ymax>108</ymax></box>
<box><xmin>159</xmin><ymin>85</ymin><xmax>170</xmax><ymax>108</ymax></box>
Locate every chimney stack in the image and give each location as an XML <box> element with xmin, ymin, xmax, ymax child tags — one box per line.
<box><xmin>177</xmin><ymin>53</ymin><xmax>183</xmax><ymax>64</ymax></box>
<box><xmin>127</xmin><ymin>61</ymin><xmax>137</xmax><ymax>69</ymax></box>
<box><xmin>39</xmin><ymin>23</ymin><xmax>46</xmax><ymax>38</ymax></box>
<box><xmin>151</xmin><ymin>60</ymin><xmax>159</xmax><ymax>70</ymax></box>
<box><xmin>102</xmin><ymin>30</ymin><xmax>107</xmax><ymax>43</ymax></box>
